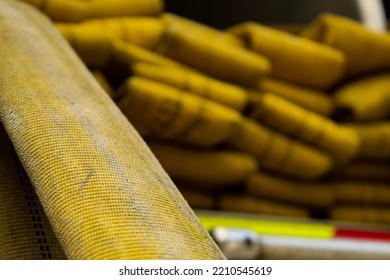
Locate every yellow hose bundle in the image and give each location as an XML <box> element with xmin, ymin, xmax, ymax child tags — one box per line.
<box><xmin>106</xmin><ymin>41</ymin><xmax>194</xmax><ymax>92</ymax></box>
<box><xmin>20</xmin><ymin>0</ymin><xmax>164</xmax><ymax>22</ymax></box>
<box><xmin>117</xmin><ymin>77</ymin><xmax>332</xmax><ymax>179</ymax></box>
<box><xmin>347</xmin><ymin>122</ymin><xmax>390</xmax><ymax>159</ymax></box>
<box><xmin>110</xmin><ymin>40</ymin><xmax>192</xmax><ymax>74</ymax></box>
<box><xmin>57</xmin><ymin>26</ymin><xmax>114</xmax><ymax>68</ymax></box>
<box><xmin>0</xmin><ymin>0</ymin><xmax>224</xmax><ymax>259</ymax></box>
<box><xmin>332</xmin><ymin>160</ymin><xmax>390</xmax><ymax>182</ymax></box>
<box><xmin>301</xmin><ymin>13</ymin><xmax>390</xmax><ymax>78</ymax></box>
<box><xmin>12</xmin><ymin>0</ymin><xmax>389</xmax><ymax>228</ymax></box>
<box><xmin>117</xmin><ymin>77</ymin><xmax>243</xmax><ymax>146</ymax></box>
<box><xmin>228</xmin><ymin>22</ymin><xmax>345</xmax><ymax>89</ymax></box>
<box><xmin>249</xmin><ymin>93</ymin><xmax>360</xmax><ymax>166</ymax></box>
<box><xmin>162</xmin><ymin>13</ymin><xmax>243</xmax><ymax>46</ymax></box>
<box><xmin>335</xmin><ymin>182</ymin><xmax>390</xmax><ymax>205</ymax></box>
<box><xmin>219</xmin><ymin>195</ymin><xmax>310</xmax><ymax>218</ymax></box>
<box><xmin>154</xmin><ymin>24</ymin><xmax>271</xmax><ymax>86</ymax></box>
<box><xmin>57</xmin><ymin>17</ymin><xmax>166</xmax><ymax>50</ymax></box>
<box><xmin>131</xmin><ymin>62</ymin><xmax>249</xmax><ymax>111</ymax></box>
<box><xmin>56</xmin><ymin>24</ymin><xmax>181</xmax><ymax>69</ymax></box>
<box><xmin>333</xmin><ymin>74</ymin><xmax>390</xmax><ymax>122</ymax></box>
<box><xmin>56</xmin><ymin>27</ymin><xmax>192</xmax><ymax>81</ymax></box>
<box><xmin>256</xmin><ymin>78</ymin><xmax>334</xmax><ymax>116</ymax></box>
<box><xmin>148</xmin><ymin>142</ymin><xmax>258</xmax><ymax>186</ymax></box>
<box><xmin>248</xmin><ymin>173</ymin><xmax>390</xmax><ymax>208</ymax></box>
<box><xmin>331</xmin><ymin>206</ymin><xmax>390</xmax><ymax>224</ymax></box>
<box><xmin>245</xmin><ymin>173</ymin><xmax>334</xmax><ymax>209</ymax></box>
<box><xmin>228</xmin><ymin>119</ymin><xmax>333</xmax><ymax>179</ymax></box>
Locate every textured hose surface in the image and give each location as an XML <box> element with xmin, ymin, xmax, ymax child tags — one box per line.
<box><xmin>0</xmin><ymin>0</ymin><xmax>225</xmax><ymax>260</ymax></box>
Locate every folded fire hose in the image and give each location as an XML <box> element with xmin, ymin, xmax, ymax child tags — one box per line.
<box><xmin>0</xmin><ymin>0</ymin><xmax>225</xmax><ymax>260</ymax></box>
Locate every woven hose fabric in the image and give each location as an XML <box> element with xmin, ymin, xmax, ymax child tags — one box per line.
<box><xmin>0</xmin><ymin>0</ymin><xmax>225</xmax><ymax>260</ymax></box>
<box><xmin>0</xmin><ymin>123</ymin><xmax>66</xmax><ymax>259</ymax></box>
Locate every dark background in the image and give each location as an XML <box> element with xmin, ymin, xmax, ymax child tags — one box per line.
<box><xmin>165</xmin><ymin>0</ymin><xmax>390</xmax><ymax>29</ymax></box>
<box><xmin>384</xmin><ymin>0</ymin><xmax>390</xmax><ymax>18</ymax></box>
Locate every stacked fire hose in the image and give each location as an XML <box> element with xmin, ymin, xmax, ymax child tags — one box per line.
<box><xmin>0</xmin><ymin>0</ymin><xmax>225</xmax><ymax>260</ymax></box>
<box><xmin>1</xmin><ymin>0</ymin><xmax>389</xmax><ymax>259</ymax></box>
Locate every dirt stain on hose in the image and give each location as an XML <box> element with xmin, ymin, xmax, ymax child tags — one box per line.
<box><xmin>79</xmin><ymin>169</ymin><xmax>95</xmax><ymax>198</ymax></box>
